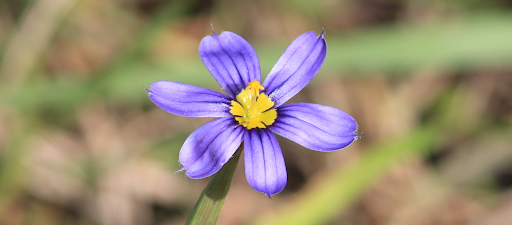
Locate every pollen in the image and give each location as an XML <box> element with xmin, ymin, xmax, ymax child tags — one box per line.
<box><xmin>230</xmin><ymin>80</ymin><xmax>277</xmax><ymax>130</ymax></box>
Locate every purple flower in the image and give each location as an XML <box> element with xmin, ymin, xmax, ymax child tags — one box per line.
<box><xmin>147</xmin><ymin>28</ymin><xmax>359</xmax><ymax>197</ymax></box>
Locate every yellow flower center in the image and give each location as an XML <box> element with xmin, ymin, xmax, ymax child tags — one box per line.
<box><xmin>230</xmin><ymin>80</ymin><xmax>277</xmax><ymax>130</ymax></box>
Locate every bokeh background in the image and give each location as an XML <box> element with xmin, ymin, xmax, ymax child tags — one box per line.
<box><xmin>1</xmin><ymin>0</ymin><xmax>512</xmax><ymax>224</ymax></box>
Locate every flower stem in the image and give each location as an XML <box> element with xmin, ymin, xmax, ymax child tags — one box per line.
<box><xmin>185</xmin><ymin>148</ymin><xmax>242</xmax><ymax>225</ymax></box>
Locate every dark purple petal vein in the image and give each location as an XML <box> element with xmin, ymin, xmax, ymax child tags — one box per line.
<box><xmin>263</xmin><ymin>31</ymin><xmax>327</xmax><ymax>107</ymax></box>
<box><xmin>199</xmin><ymin>31</ymin><xmax>261</xmax><ymax>98</ymax></box>
<box><xmin>244</xmin><ymin>129</ymin><xmax>286</xmax><ymax>197</ymax></box>
<box><xmin>271</xmin><ymin>103</ymin><xmax>359</xmax><ymax>151</ymax></box>
<box><xmin>148</xmin><ymin>81</ymin><xmax>232</xmax><ymax>118</ymax></box>
<box><xmin>179</xmin><ymin>117</ymin><xmax>244</xmax><ymax>179</ymax></box>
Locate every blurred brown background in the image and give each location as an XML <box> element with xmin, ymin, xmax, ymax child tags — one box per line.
<box><xmin>0</xmin><ymin>0</ymin><xmax>512</xmax><ymax>224</ymax></box>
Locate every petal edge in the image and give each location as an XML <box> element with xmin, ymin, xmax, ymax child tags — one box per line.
<box><xmin>271</xmin><ymin>103</ymin><xmax>359</xmax><ymax>151</ymax></box>
<box><xmin>148</xmin><ymin>81</ymin><xmax>232</xmax><ymax>118</ymax></box>
<box><xmin>179</xmin><ymin>117</ymin><xmax>244</xmax><ymax>178</ymax></box>
<box><xmin>263</xmin><ymin>31</ymin><xmax>327</xmax><ymax>107</ymax></box>
<box><xmin>244</xmin><ymin>129</ymin><xmax>287</xmax><ymax>197</ymax></box>
<box><xmin>199</xmin><ymin>31</ymin><xmax>261</xmax><ymax>98</ymax></box>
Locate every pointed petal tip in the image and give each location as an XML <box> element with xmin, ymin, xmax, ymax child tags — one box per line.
<box><xmin>147</xmin><ymin>81</ymin><xmax>232</xmax><ymax>118</ymax></box>
<box><xmin>199</xmin><ymin>29</ymin><xmax>261</xmax><ymax>97</ymax></box>
<box><xmin>262</xmin><ymin>30</ymin><xmax>327</xmax><ymax>106</ymax></box>
<box><xmin>175</xmin><ymin>167</ymin><xmax>185</xmax><ymax>174</ymax></box>
<box><xmin>244</xmin><ymin>129</ymin><xmax>287</xmax><ymax>198</ymax></box>
<box><xmin>251</xmin><ymin>182</ymin><xmax>286</xmax><ymax>198</ymax></box>
<box><xmin>257</xmin><ymin>188</ymin><xmax>282</xmax><ymax>198</ymax></box>
<box><xmin>179</xmin><ymin>118</ymin><xmax>244</xmax><ymax>179</ymax></box>
<box><xmin>320</xmin><ymin>28</ymin><xmax>325</xmax><ymax>38</ymax></box>
<box><xmin>211</xmin><ymin>24</ymin><xmax>217</xmax><ymax>36</ymax></box>
<box><xmin>272</xmin><ymin>103</ymin><xmax>359</xmax><ymax>151</ymax></box>
<box><xmin>263</xmin><ymin>188</ymin><xmax>283</xmax><ymax>198</ymax></box>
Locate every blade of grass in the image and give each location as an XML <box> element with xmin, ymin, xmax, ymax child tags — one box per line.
<box><xmin>3</xmin><ymin>12</ymin><xmax>512</xmax><ymax>112</ymax></box>
<box><xmin>251</xmin><ymin>125</ymin><xmax>444</xmax><ymax>225</ymax></box>
<box><xmin>0</xmin><ymin>0</ymin><xmax>198</xmax><ymax>114</ymax></box>
<box><xmin>186</xmin><ymin>149</ymin><xmax>242</xmax><ymax>225</ymax></box>
<box><xmin>0</xmin><ymin>0</ymin><xmax>81</xmax><ymax>87</ymax></box>
<box><xmin>0</xmin><ymin>118</ymin><xmax>38</xmax><ymax>212</ymax></box>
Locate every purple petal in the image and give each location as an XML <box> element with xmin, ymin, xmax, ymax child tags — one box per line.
<box><xmin>199</xmin><ymin>30</ymin><xmax>261</xmax><ymax>98</ymax></box>
<box><xmin>244</xmin><ymin>129</ymin><xmax>286</xmax><ymax>197</ymax></box>
<box><xmin>263</xmin><ymin>31</ymin><xmax>327</xmax><ymax>107</ymax></box>
<box><xmin>148</xmin><ymin>81</ymin><xmax>233</xmax><ymax>117</ymax></box>
<box><xmin>271</xmin><ymin>103</ymin><xmax>359</xmax><ymax>151</ymax></box>
<box><xmin>179</xmin><ymin>117</ymin><xmax>244</xmax><ymax>178</ymax></box>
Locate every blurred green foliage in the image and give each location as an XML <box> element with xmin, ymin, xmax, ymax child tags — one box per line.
<box><xmin>0</xmin><ymin>0</ymin><xmax>511</xmax><ymax>224</ymax></box>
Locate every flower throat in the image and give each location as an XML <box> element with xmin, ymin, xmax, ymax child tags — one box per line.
<box><xmin>230</xmin><ymin>80</ymin><xmax>277</xmax><ymax>130</ymax></box>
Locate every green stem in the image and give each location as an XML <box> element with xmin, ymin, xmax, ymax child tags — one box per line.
<box><xmin>185</xmin><ymin>149</ymin><xmax>242</xmax><ymax>225</ymax></box>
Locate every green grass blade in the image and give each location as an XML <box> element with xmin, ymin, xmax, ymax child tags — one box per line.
<box><xmin>251</xmin><ymin>125</ymin><xmax>443</xmax><ymax>225</ymax></box>
<box><xmin>186</xmin><ymin>149</ymin><xmax>242</xmax><ymax>225</ymax></box>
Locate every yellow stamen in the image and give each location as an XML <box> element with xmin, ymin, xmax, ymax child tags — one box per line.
<box><xmin>230</xmin><ymin>80</ymin><xmax>277</xmax><ymax>129</ymax></box>
<box><xmin>247</xmin><ymin>80</ymin><xmax>264</xmax><ymax>97</ymax></box>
